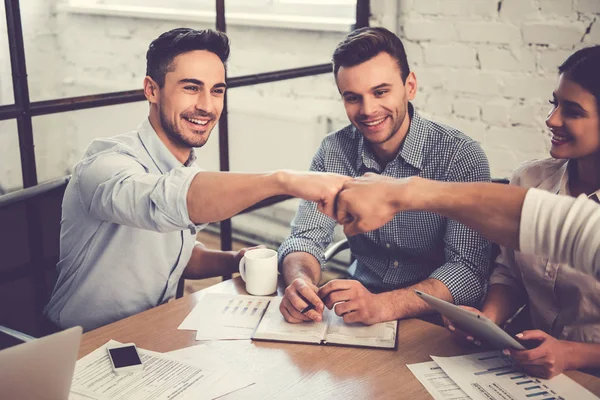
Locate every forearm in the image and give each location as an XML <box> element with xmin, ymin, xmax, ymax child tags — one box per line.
<box><xmin>183</xmin><ymin>244</ymin><xmax>237</xmax><ymax>279</ymax></box>
<box><xmin>281</xmin><ymin>252</ymin><xmax>322</xmax><ymax>286</ymax></box>
<box><xmin>394</xmin><ymin>178</ymin><xmax>527</xmax><ymax>250</ymax></box>
<box><xmin>565</xmin><ymin>341</ymin><xmax>600</xmax><ymax>371</ymax></box>
<box><xmin>380</xmin><ymin>278</ymin><xmax>453</xmax><ymax>320</ymax></box>
<box><xmin>187</xmin><ymin>171</ymin><xmax>289</xmax><ymax>224</ymax></box>
<box><xmin>481</xmin><ymin>284</ymin><xmax>526</xmax><ymax>326</ymax></box>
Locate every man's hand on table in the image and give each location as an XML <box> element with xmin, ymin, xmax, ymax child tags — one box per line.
<box><xmin>280</xmin><ymin>278</ymin><xmax>324</xmax><ymax>323</ymax></box>
<box><xmin>318</xmin><ymin>279</ymin><xmax>388</xmax><ymax>325</ymax></box>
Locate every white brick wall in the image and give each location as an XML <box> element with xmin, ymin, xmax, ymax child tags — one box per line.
<box><xmin>395</xmin><ymin>0</ymin><xmax>600</xmax><ymax>178</ymax></box>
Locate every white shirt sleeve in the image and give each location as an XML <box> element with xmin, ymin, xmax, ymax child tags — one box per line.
<box><xmin>520</xmin><ymin>188</ymin><xmax>600</xmax><ymax>279</ymax></box>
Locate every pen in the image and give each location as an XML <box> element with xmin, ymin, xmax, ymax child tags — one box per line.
<box><xmin>301</xmin><ymin>303</ymin><xmax>315</xmax><ymax>314</ymax></box>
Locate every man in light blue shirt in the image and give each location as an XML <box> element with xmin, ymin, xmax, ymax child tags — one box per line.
<box><xmin>44</xmin><ymin>28</ymin><xmax>348</xmax><ymax>332</ymax></box>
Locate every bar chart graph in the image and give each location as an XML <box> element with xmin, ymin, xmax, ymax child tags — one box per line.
<box><xmin>432</xmin><ymin>352</ymin><xmax>594</xmax><ymax>400</ymax></box>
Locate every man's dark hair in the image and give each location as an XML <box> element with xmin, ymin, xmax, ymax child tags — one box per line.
<box><xmin>558</xmin><ymin>45</ymin><xmax>600</xmax><ymax>115</ymax></box>
<box><xmin>146</xmin><ymin>28</ymin><xmax>230</xmax><ymax>87</ymax></box>
<box><xmin>332</xmin><ymin>27</ymin><xmax>410</xmax><ymax>82</ymax></box>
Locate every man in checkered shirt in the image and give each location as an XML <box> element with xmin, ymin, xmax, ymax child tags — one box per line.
<box><xmin>278</xmin><ymin>27</ymin><xmax>492</xmax><ymax>326</ymax></box>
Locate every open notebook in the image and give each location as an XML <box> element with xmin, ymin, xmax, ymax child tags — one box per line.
<box><xmin>252</xmin><ymin>297</ymin><xmax>398</xmax><ymax>350</ymax></box>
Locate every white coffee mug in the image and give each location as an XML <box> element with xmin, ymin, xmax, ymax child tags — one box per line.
<box><xmin>238</xmin><ymin>248</ymin><xmax>278</xmax><ymax>296</ymax></box>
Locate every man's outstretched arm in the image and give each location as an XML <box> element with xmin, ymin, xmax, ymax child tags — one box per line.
<box><xmin>187</xmin><ymin>170</ymin><xmax>349</xmax><ymax>223</ymax></box>
<box><xmin>336</xmin><ymin>174</ymin><xmax>600</xmax><ymax>276</ymax></box>
<box><xmin>336</xmin><ymin>174</ymin><xmax>525</xmax><ymax>249</ymax></box>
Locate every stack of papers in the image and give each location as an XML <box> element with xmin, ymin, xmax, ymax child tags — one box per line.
<box><xmin>408</xmin><ymin>351</ymin><xmax>598</xmax><ymax>400</ymax></box>
<box><xmin>69</xmin><ymin>340</ymin><xmax>254</xmax><ymax>400</ymax></box>
<box><xmin>178</xmin><ymin>293</ymin><xmax>273</xmax><ymax>340</ymax></box>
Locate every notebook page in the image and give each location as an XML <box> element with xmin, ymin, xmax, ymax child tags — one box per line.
<box><xmin>324</xmin><ymin>313</ymin><xmax>397</xmax><ymax>349</ymax></box>
<box><xmin>252</xmin><ymin>297</ymin><xmax>328</xmax><ymax>344</ymax></box>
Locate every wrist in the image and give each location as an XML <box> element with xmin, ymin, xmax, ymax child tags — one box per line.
<box><xmin>227</xmin><ymin>250</ymin><xmax>240</xmax><ymax>273</ymax></box>
<box><xmin>376</xmin><ymin>291</ymin><xmax>399</xmax><ymax>321</ymax></box>
<box><xmin>563</xmin><ymin>341</ymin><xmax>592</xmax><ymax>371</ymax></box>
<box><xmin>272</xmin><ymin>170</ymin><xmax>292</xmax><ymax>196</ymax></box>
<box><xmin>389</xmin><ymin>176</ymin><xmax>430</xmax><ymax>212</ymax></box>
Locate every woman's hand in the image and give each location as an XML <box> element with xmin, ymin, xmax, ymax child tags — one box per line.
<box><xmin>504</xmin><ymin>330</ymin><xmax>571</xmax><ymax>379</ymax></box>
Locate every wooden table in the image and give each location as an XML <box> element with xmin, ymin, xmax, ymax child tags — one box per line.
<box><xmin>79</xmin><ymin>278</ymin><xmax>600</xmax><ymax>399</ymax></box>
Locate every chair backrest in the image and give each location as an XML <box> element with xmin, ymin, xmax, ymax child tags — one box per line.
<box><xmin>0</xmin><ymin>176</ymin><xmax>70</xmax><ymax>338</ymax></box>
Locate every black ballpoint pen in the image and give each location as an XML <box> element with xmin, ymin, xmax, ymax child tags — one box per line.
<box><xmin>301</xmin><ymin>303</ymin><xmax>316</xmax><ymax>314</ymax></box>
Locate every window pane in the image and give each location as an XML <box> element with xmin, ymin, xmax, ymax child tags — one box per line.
<box><xmin>21</xmin><ymin>0</ymin><xmax>216</xmax><ymax>101</ymax></box>
<box><xmin>0</xmin><ymin>1</ymin><xmax>15</xmax><ymax>105</ymax></box>
<box><xmin>226</xmin><ymin>25</ymin><xmax>348</xmax><ymax>76</ymax></box>
<box><xmin>226</xmin><ymin>75</ymin><xmax>347</xmax><ymax>172</ymax></box>
<box><xmin>32</xmin><ymin>102</ymin><xmax>146</xmax><ymax>181</ymax></box>
<box><xmin>0</xmin><ymin>120</ymin><xmax>23</xmax><ymax>194</ymax></box>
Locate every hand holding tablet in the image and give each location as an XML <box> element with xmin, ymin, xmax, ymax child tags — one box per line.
<box><xmin>415</xmin><ymin>290</ymin><xmax>538</xmax><ymax>351</ymax></box>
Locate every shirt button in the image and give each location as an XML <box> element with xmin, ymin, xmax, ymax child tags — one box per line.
<box><xmin>547</xmin><ymin>270</ymin><xmax>555</xmax><ymax>279</ymax></box>
<box><xmin>393</xmin><ymin>261</ymin><xmax>399</xmax><ymax>267</ymax></box>
<box><xmin>386</xmin><ymin>243</ymin><xmax>391</xmax><ymax>249</ymax></box>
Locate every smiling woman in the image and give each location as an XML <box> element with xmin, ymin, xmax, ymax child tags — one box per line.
<box><xmin>461</xmin><ymin>46</ymin><xmax>600</xmax><ymax>379</ymax></box>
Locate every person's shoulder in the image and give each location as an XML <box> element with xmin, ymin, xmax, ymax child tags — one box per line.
<box><xmin>321</xmin><ymin>124</ymin><xmax>358</xmax><ymax>147</ymax></box>
<box><xmin>417</xmin><ymin>112</ymin><xmax>482</xmax><ymax>151</ymax></box>
<box><xmin>509</xmin><ymin>158</ymin><xmax>566</xmax><ymax>188</ymax></box>
<box><xmin>75</xmin><ymin>130</ymin><xmax>146</xmax><ymax>178</ymax></box>
<box><xmin>317</xmin><ymin>124</ymin><xmax>360</xmax><ymax>156</ymax></box>
<box><xmin>312</xmin><ymin>125</ymin><xmax>360</xmax><ymax>172</ymax></box>
<box><xmin>82</xmin><ymin>130</ymin><xmax>140</xmax><ymax>159</ymax></box>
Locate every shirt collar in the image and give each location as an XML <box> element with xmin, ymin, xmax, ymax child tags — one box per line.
<box><xmin>137</xmin><ymin>118</ymin><xmax>197</xmax><ymax>173</ymax></box>
<box><xmin>355</xmin><ymin>103</ymin><xmax>426</xmax><ymax>172</ymax></box>
<box><xmin>557</xmin><ymin>160</ymin><xmax>600</xmax><ymax>200</ymax></box>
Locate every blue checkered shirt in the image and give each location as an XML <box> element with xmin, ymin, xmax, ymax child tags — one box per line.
<box><xmin>279</xmin><ymin>105</ymin><xmax>492</xmax><ymax>306</ymax></box>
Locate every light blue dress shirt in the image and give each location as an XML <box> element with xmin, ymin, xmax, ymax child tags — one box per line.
<box><xmin>44</xmin><ymin>118</ymin><xmax>205</xmax><ymax>331</ymax></box>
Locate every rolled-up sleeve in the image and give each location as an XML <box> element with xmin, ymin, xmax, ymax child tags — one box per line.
<box><xmin>278</xmin><ymin>145</ymin><xmax>337</xmax><ymax>269</ymax></box>
<box><xmin>430</xmin><ymin>142</ymin><xmax>492</xmax><ymax>305</ymax></box>
<box><xmin>77</xmin><ymin>148</ymin><xmax>202</xmax><ymax>233</ymax></box>
<box><xmin>520</xmin><ymin>189</ymin><xmax>600</xmax><ymax>278</ymax></box>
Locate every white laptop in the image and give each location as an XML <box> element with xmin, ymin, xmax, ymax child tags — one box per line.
<box><xmin>0</xmin><ymin>326</ymin><xmax>82</xmax><ymax>400</ymax></box>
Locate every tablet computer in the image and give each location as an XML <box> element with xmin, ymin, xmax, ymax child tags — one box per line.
<box><xmin>415</xmin><ymin>290</ymin><xmax>526</xmax><ymax>350</ymax></box>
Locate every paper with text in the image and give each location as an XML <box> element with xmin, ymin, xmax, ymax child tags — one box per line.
<box><xmin>407</xmin><ymin>361</ymin><xmax>471</xmax><ymax>400</ymax></box>
<box><xmin>69</xmin><ymin>341</ymin><xmax>224</xmax><ymax>400</ymax></box>
<box><xmin>432</xmin><ymin>351</ymin><xmax>598</xmax><ymax>400</ymax></box>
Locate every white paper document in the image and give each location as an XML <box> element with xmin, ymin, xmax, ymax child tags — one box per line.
<box><xmin>166</xmin><ymin>345</ymin><xmax>255</xmax><ymax>399</ymax></box>
<box><xmin>432</xmin><ymin>351</ymin><xmax>598</xmax><ymax>400</ymax></box>
<box><xmin>178</xmin><ymin>292</ymin><xmax>272</xmax><ymax>340</ymax></box>
<box><xmin>69</xmin><ymin>341</ymin><xmax>224</xmax><ymax>400</ymax></box>
<box><xmin>407</xmin><ymin>361</ymin><xmax>471</xmax><ymax>400</ymax></box>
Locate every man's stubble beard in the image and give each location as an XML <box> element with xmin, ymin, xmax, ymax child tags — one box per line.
<box><xmin>158</xmin><ymin>102</ymin><xmax>211</xmax><ymax>149</ymax></box>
